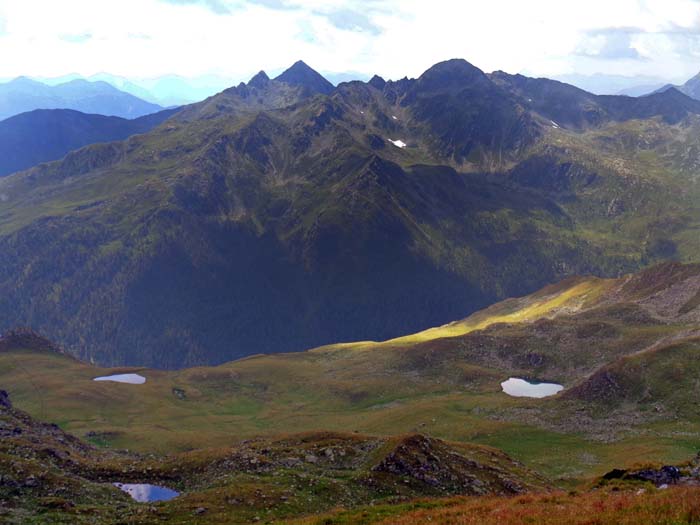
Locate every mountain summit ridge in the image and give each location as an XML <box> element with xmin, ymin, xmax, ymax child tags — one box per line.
<box><xmin>248</xmin><ymin>70</ymin><xmax>270</xmax><ymax>88</ymax></box>
<box><xmin>1</xmin><ymin>58</ymin><xmax>700</xmax><ymax>367</ymax></box>
<box><xmin>274</xmin><ymin>59</ymin><xmax>335</xmax><ymax>94</ymax></box>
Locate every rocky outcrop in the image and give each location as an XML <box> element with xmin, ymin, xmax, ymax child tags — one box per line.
<box><xmin>0</xmin><ymin>390</ymin><xmax>11</xmax><ymax>409</ymax></box>
<box><xmin>0</xmin><ymin>328</ymin><xmax>66</xmax><ymax>355</ymax></box>
<box><xmin>602</xmin><ymin>462</ymin><xmax>695</xmax><ymax>487</ymax></box>
<box><xmin>371</xmin><ymin>434</ymin><xmax>534</xmax><ymax>496</ymax></box>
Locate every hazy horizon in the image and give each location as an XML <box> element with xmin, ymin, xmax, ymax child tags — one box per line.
<box><xmin>0</xmin><ymin>0</ymin><xmax>698</xmax><ymax>87</ymax></box>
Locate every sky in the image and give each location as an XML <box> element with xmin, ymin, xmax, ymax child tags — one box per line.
<box><xmin>0</xmin><ymin>0</ymin><xmax>698</xmax><ymax>85</ymax></box>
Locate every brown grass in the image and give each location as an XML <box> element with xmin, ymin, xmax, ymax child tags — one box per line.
<box><xmin>372</xmin><ymin>487</ymin><xmax>700</xmax><ymax>525</ymax></box>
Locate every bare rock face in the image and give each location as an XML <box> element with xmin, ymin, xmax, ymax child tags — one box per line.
<box><xmin>607</xmin><ymin>197</ymin><xmax>625</xmax><ymax>217</ymax></box>
<box><xmin>0</xmin><ymin>389</ymin><xmax>11</xmax><ymax>409</ymax></box>
<box><xmin>629</xmin><ymin>466</ymin><xmax>682</xmax><ymax>485</ymax></box>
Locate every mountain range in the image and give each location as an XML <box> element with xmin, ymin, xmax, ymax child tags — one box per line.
<box><xmin>32</xmin><ymin>69</ymin><xmax>351</xmax><ymax>107</ymax></box>
<box><xmin>0</xmin><ymin>77</ymin><xmax>163</xmax><ymax>121</ymax></box>
<box><xmin>1</xmin><ymin>58</ymin><xmax>700</xmax><ymax>369</ymax></box>
<box><xmin>551</xmin><ymin>72</ymin><xmax>672</xmax><ymax>96</ymax></box>
<box><xmin>655</xmin><ymin>71</ymin><xmax>700</xmax><ymax>101</ymax></box>
<box><xmin>4</xmin><ymin>57</ymin><xmax>700</xmax><ymax>522</ymax></box>
<box><xmin>83</xmin><ymin>72</ymin><xmax>234</xmax><ymax>106</ymax></box>
<box><xmin>0</xmin><ymin>107</ymin><xmax>180</xmax><ymax>177</ymax></box>
<box><xmin>0</xmin><ymin>66</ymin><xmax>335</xmax><ymax>178</ymax></box>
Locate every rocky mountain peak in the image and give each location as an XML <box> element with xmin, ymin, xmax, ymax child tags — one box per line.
<box><xmin>368</xmin><ymin>75</ymin><xmax>386</xmax><ymax>90</ymax></box>
<box><xmin>274</xmin><ymin>60</ymin><xmax>334</xmax><ymax>95</ymax></box>
<box><xmin>248</xmin><ymin>70</ymin><xmax>270</xmax><ymax>89</ymax></box>
<box><xmin>416</xmin><ymin>58</ymin><xmax>489</xmax><ymax>91</ymax></box>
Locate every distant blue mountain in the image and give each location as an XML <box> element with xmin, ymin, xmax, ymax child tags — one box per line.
<box><xmin>33</xmin><ymin>71</ymin><xmax>372</xmax><ymax>106</ymax></box>
<box><xmin>0</xmin><ymin>107</ymin><xmax>180</xmax><ymax>177</ymax></box>
<box><xmin>616</xmin><ymin>83</ymin><xmax>668</xmax><ymax>97</ymax></box>
<box><xmin>81</xmin><ymin>73</ymin><xmax>232</xmax><ymax>106</ymax></box>
<box><xmin>651</xmin><ymin>72</ymin><xmax>700</xmax><ymax>101</ymax></box>
<box><xmin>0</xmin><ymin>78</ymin><xmax>163</xmax><ymax>120</ymax></box>
<box><xmin>551</xmin><ymin>73</ymin><xmax>673</xmax><ymax>96</ymax></box>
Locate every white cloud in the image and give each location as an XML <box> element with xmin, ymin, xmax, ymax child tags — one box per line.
<box><xmin>0</xmin><ymin>0</ymin><xmax>698</xmax><ymax>83</ymax></box>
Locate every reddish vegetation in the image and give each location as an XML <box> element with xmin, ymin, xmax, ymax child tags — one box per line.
<box><xmin>619</xmin><ymin>262</ymin><xmax>700</xmax><ymax>301</ymax></box>
<box><xmin>375</xmin><ymin>487</ymin><xmax>700</xmax><ymax>524</ymax></box>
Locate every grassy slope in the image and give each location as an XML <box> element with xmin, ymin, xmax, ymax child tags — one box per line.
<box><xmin>3</xmin><ymin>394</ymin><xmax>695</xmax><ymax>525</ymax></box>
<box><xmin>3</xmin><ymin>262</ymin><xmax>700</xmax><ymax>486</ymax></box>
<box><xmin>4</xmin><ymin>386</ymin><xmax>697</xmax><ymax>525</ymax></box>
<box><xmin>3</xmin><ymin>357</ymin><xmax>697</xmax><ymax>525</ymax></box>
<box><xmin>383</xmin><ymin>276</ymin><xmax>613</xmax><ymax>344</ymax></box>
<box><xmin>1</xmin><ymin>397</ymin><xmax>549</xmax><ymax>525</ymax></box>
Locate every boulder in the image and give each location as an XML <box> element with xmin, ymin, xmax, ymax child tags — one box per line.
<box><xmin>0</xmin><ymin>390</ymin><xmax>11</xmax><ymax>409</ymax></box>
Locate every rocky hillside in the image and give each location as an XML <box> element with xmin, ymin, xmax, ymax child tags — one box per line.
<box><xmin>1</xmin><ymin>59</ymin><xmax>700</xmax><ymax>367</ymax></box>
<box><xmin>0</xmin><ymin>389</ymin><xmax>546</xmax><ymax>524</ymax></box>
<box><xmin>0</xmin><ymin>389</ymin><xmax>130</xmax><ymax>524</ymax></box>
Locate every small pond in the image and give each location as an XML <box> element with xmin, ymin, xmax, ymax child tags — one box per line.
<box><xmin>114</xmin><ymin>483</ymin><xmax>179</xmax><ymax>502</ymax></box>
<box><xmin>501</xmin><ymin>377</ymin><xmax>563</xmax><ymax>398</ymax></box>
<box><xmin>93</xmin><ymin>373</ymin><xmax>146</xmax><ymax>384</ymax></box>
